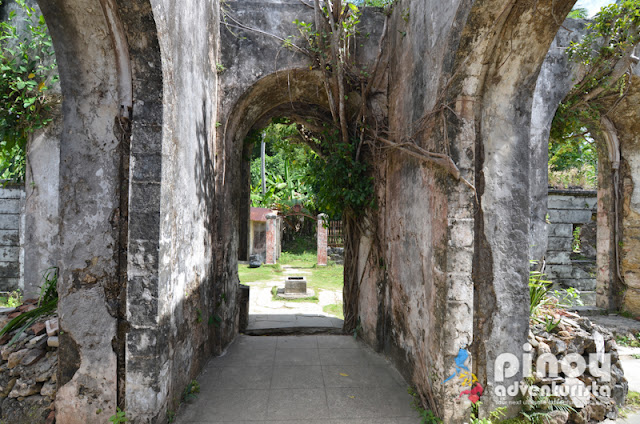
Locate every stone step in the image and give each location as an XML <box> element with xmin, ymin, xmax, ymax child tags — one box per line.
<box><xmin>569</xmin><ymin>305</ymin><xmax>606</xmax><ymax>316</ymax></box>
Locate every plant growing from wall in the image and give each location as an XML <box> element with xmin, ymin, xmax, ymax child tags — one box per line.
<box><xmin>0</xmin><ymin>0</ymin><xmax>58</xmax><ymax>182</ymax></box>
<box><xmin>551</xmin><ymin>0</ymin><xmax>640</xmax><ymax>149</ymax></box>
<box><xmin>108</xmin><ymin>407</ymin><xmax>128</xmax><ymax>423</ymax></box>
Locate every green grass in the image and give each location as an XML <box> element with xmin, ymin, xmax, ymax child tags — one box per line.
<box><xmin>238</xmin><ymin>251</ymin><xmax>344</xmax><ymax>293</ymax></box>
<box><xmin>238</xmin><ymin>264</ymin><xmax>283</xmax><ymax>283</ymax></box>
<box><xmin>323</xmin><ymin>303</ymin><xmax>344</xmax><ymax>319</ymax></box>
<box><xmin>620</xmin><ymin>391</ymin><xmax>640</xmax><ymax>418</ymax></box>
<box><xmin>271</xmin><ymin>286</ymin><xmax>319</xmax><ymax>303</ymax></box>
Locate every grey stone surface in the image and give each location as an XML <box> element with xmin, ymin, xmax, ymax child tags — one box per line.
<box><xmin>0</xmin><ymin>186</ymin><xmax>23</xmax><ymax>293</ymax></box>
<box><xmin>529</xmin><ymin>19</ymin><xmax>588</xmax><ymax>261</ymax></box>
<box><xmin>175</xmin><ymin>335</ymin><xmax>420</xmax><ymax>423</ymax></box>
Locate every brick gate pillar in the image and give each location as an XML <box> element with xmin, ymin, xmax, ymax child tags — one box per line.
<box><xmin>317</xmin><ymin>214</ymin><xmax>328</xmax><ymax>266</ymax></box>
<box><xmin>265</xmin><ymin>213</ymin><xmax>277</xmax><ymax>265</ymax></box>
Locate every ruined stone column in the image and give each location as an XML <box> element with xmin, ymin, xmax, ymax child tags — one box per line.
<box><xmin>317</xmin><ymin>214</ymin><xmax>327</xmax><ymax>266</ymax></box>
<box><xmin>265</xmin><ymin>213</ymin><xmax>277</xmax><ymax>265</ymax></box>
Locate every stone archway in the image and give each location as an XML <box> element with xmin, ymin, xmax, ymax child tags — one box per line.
<box><xmin>23</xmin><ymin>0</ymin><xmax>637</xmax><ymax>422</ymax></box>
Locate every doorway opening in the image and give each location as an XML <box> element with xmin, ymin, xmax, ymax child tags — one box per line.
<box><xmin>237</xmin><ymin>120</ymin><xmax>345</xmax><ymax>334</ymax></box>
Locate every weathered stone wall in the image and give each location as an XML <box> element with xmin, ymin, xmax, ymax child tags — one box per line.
<box><xmin>34</xmin><ymin>0</ymin><xmax>229</xmax><ymax>422</ymax></box>
<box><xmin>358</xmin><ymin>1</ymin><xmax>475</xmax><ymax>421</ymax></box>
<box><xmin>529</xmin><ymin>19</ymin><xmax>588</xmax><ymax>261</ymax></box>
<box><xmin>545</xmin><ymin>190</ymin><xmax>598</xmax><ymax>306</ymax></box>
<box><xmin>23</xmin><ymin>110</ymin><xmax>62</xmax><ymax>299</ymax></box>
<box><xmin>614</xmin><ymin>77</ymin><xmax>640</xmax><ymax>315</ymax></box>
<box><xmin>0</xmin><ymin>186</ymin><xmax>24</xmax><ymax>293</ymax></box>
<box><xmin>20</xmin><ymin>0</ymin><xmax>640</xmax><ymax>423</ymax></box>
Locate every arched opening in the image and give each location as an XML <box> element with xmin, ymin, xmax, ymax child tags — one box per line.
<box><xmin>225</xmin><ymin>69</ymin><xmax>352</xmax><ymax>333</ymax></box>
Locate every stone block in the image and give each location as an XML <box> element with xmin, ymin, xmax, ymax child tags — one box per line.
<box><xmin>0</xmin><ymin>188</ymin><xmax>24</xmax><ymax>200</ymax></box>
<box><xmin>0</xmin><ymin>199</ymin><xmax>21</xmax><ymax>215</ymax></box>
<box><xmin>548</xmin><ymin>195</ymin><xmax>597</xmax><ymax>210</ymax></box>
<box><xmin>128</xmin><ymin>211</ymin><xmax>161</xmax><ymax>241</ymax></box>
<box><xmin>131</xmin><ymin>152</ymin><xmax>162</xmax><ymax>182</ymax></box>
<box><xmin>30</xmin><ymin>322</ymin><xmax>46</xmax><ymax>336</ymax></box>
<box><xmin>7</xmin><ymin>349</ymin><xmax>28</xmax><ymax>369</ymax></box>
<box><xmin>47</xmin><ymin>337</ymin><xmax>59</xmax><ymax>348</ymax></box>
<box><xmin>8</xmin><ymin>378</ymin><xmax>41</xmax><ymax>398</ymax></box>
<box><xmin>546</xmin><ymin>251</ymin><xmax>572</xmax><ymax>265</ymax></box>
<box><xmin>547</xmin><ymin>237</ymin><xmax>572</xmax><ymax>251</ymax></box>
<box><xmin>0</xmin><ymin>215</ymin><xmax>19</xmax><ymax>230</ymax></box>
<box><xmin>548</xmin><ymin>209</ymin><xmax>594</xmax><ymax>224</ymax></box>
<box><xmin>45</xmin><ymin>318</ymin><xmax>58</xmax><ymax>337</ymax></box>
<box><xmin>0</xmin><ymin>230</ymin><xmax>19</xmax><ymax>246</ymax></box>
<box><xmin>21</xmin><ymin>348</ymin><xmax>46</xmax><ymax>367</ymax></box>
<box><xmin>580</xmin><ymin>291</ymin><xmax>596</xmax><ymax>306</ymax></box>
<box><xmin>549</xmin><ymin>223</ymin><xmax>573</xmax><ymax>237</ymax></box>
<box><xmin>285</xmin><ymin>277</ymin><xmax>307</xmax><ymax>294</ymax></box>
<box><xmin>545</xmin><ymin>265</ymin><xmax>573</xmax><ymax>279</ymax></box>
<box><xmin>556</xmin><ymin>279</ymin><xmax>596</xmax><ymax>292</ymax></box>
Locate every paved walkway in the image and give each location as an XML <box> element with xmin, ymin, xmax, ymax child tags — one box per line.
<box><xmin>175</xmin><ymin>335</ymin><xmax>421</xmax><ymax>423</ymax></box>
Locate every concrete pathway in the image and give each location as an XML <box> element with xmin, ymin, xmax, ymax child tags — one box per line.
<box><xmin>175</xmin><ymin>335</ymin><xmax>421</xmax><ymax>423</ymax></box>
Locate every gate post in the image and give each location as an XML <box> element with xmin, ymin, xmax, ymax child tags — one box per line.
<box><xmin>317</xmin><ymin>214</ymin><xmax>328</xmax><ymax>266</ymax></box>
<box><xmin>265</xmin><ymin>213</ymin><xmax>277</xmax><ymax>265</ymax></box>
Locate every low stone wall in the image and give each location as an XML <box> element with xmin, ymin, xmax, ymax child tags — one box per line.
<box><xmin>528</xmin><ymin>314</ymin><xmax>627</xmax><ymax>423</ymax></box>
<box><xmin>546</xmin><ymin>190</ymin><xmax>598</xmax><ymax>305</ymax></box>
<box><xmin>327</xmin><ymin>247</ymin><xmax>344</xmax><ymax>265</ymax></box>
<box><xmin>0</xmin><ymin>185</ymin><xmax>24</xmax><ymax>293</ymax></box>
<box><xmin>0</xmin><ymin>302</ymin><xmax>58</xmax><ymax>424</ymax></box>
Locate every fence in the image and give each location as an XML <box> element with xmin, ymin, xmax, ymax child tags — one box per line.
<box><xmin>328</xmin><ymin>220</ymin><xmax>344</xmax><ymax>248</ymax></box>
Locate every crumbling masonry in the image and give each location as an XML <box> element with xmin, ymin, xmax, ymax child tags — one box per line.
<box><xmin>9</xmin><ymin>0</ymin><xmax>640</xmax><ymax>422</ymax></box>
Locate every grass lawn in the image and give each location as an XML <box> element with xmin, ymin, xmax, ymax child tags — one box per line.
<box><xmin>238</xmin><ymin>251</ymin><xmax>343</xmax><ymax>292</ymax></box>
<box><xmin>322</xmin><ymin>303</ymin><xmax>344</xmax><ymax>320</ymax></box>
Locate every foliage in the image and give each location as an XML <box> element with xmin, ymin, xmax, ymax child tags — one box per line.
<box><xmin>530</xmin><ymin>262</ymin><xmax>583</xmax><ymax>319</ymax></box>
<box><xmin>469</xmin><ymin>404</ymin><xmax>506</xmax><ymax>424</ymax></box>
<box><xmin>548</xmin><ymin>133</ymin><xmax>597</xmax><ymax>189</ymax></box>
<box><xmin>568</xmin><ymin>7</ymin><xmax>588</xmax><ymax>19</ymax></box>
<box><xmin>550</xmin><ymin>1</ymin><xmax>640</xmax><ymax>177</ymax></box>
<box><xmin>248</xmin><ymin>122</ymin><xmax>318</xmax><ymax>212</ymax></box>
<box><xmin>0</xmin><ymin>1</ymin><xmax>58</xmax><ymax>182</ymax></box>
<box><xmin>616</xmin><ymin>333</ymin><xmax>640</xmax><ymax>347</ymax></box>
<box><xmin>0</xmin><ymin>266</ymin><xmax>57</xmax><ymax>347</ymax></box>
<box><xmin>238</xmin><ymin>251</ymin><xmax>344</xmax><ymax>292</ymax></box>
<box><xmin>306</xmin><ymin>133</ymin><xmax>375</xmax><ymax>219</ymax></box>
<box><xmin>108</xmin><ymin>408</ymin><xmax>128</xmax><ymax>424</ymax></box>
<box><xmin>572</xmin><ymin>225</ymin><xmax>582</xmax><ymax>253</ymax></box>
<box><xmin>552</xmin><ymin>287</ymin><xmax>583</xmax><ymax>309</ymax></box>
<box><xmin>529</xmin><ymin>265</ymin><xmax>554</xmax><ymax>317</ymax></box>
<box><xmin>408</xmin><ymin>387</ymin><xmax>442</xmax><ymax>424</ymax></box>
<box><xmin>548</xmin><ymin>163</ymin><xmax>597</xmax><ymax>189</ymax></box>
<box><xmin>323</xmin><ymin>303</ymin><xmax>344</xmax><ymax>319</ymax></box>
<box><xmin>0</xmin><ymin>290</ymin><xmax>21</xmax><ymax>308</ymax></box>
<box><xmin>182</xmin><ymin>379</ymin><xmax>200</xmax><ymax>403</ymax></box>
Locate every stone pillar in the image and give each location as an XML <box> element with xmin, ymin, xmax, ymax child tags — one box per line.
<box><xmin>317</xmin><ymin>214</ymin><xmax>328</xmax><ymax>266</ymax></box>
<box><xmin>265</xmin><ymin>213</ymin><xmax>277</xmax><ymax>265</ymax></box>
